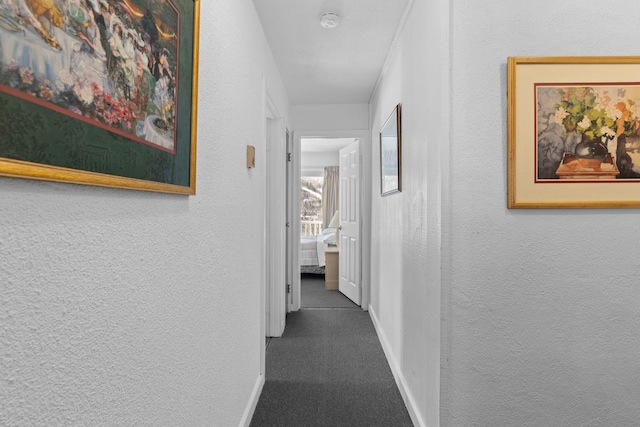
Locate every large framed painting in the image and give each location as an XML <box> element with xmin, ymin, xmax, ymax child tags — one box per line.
<box><xmin>0</xmin><ymin>0</ymin><xmax>200</xmax><ymax>194</ymax></box>
<box><xmin>380</xmin><ymin>103</ymin><xmax>401</xmax><ymax>195</ymax></box>
<box><xmin>508</xmin><ymin>56</ymin><xmax>640</xmax><ymax>208</ymax></box>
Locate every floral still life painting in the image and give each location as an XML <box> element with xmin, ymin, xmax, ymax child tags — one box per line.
<box><xmin>537</xmin><ymin>85</ymin><xmax>640</xmax><ymax>181</ymax></box>
<box><xmin>0</xmin><ymin>0</ymin><xmax>199</xmax><ymax>193</ymax></box>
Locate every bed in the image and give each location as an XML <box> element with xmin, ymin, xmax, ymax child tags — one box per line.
<box><xmin>300</xmin><ymin>228</ymin><xmax>336</xmax><ymax>274</ymax></box>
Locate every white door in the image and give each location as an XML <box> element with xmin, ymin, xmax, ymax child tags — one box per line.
<box><xmin>338</xmin><ymin>140</ymin><xmax>360</xmax><ymax>305</ymax></box>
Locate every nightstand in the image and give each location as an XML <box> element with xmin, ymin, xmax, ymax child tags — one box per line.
<box><xmin>324</xmin><ymin>246</ymin><xmax>339</xmax><ymax>290</ymax></box>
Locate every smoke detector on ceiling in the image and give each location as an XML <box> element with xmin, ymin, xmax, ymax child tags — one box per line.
<box><xmin>320</xmin><ymin>13</ymin><xmax>341</xmax><ymax>29</ymax></box>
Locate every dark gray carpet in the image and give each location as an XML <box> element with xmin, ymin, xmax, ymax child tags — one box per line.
<box><xmin>301</xmin><ymin>274</ymin><xmax>359</xmax><ymax>309</ymax></box>
<box><xmin>250</xmin><ymin>309</ymin><xmax>413</xmax><ymax>427</ymax></box>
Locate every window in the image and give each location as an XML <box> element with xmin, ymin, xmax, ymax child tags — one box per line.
<box><xmin>301</xmin><ymin>176</ymin><xmax>323</xmax><ymax>236</ymax></box>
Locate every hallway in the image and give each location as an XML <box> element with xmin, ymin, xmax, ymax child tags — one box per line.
<box><xmin>250</xmin><ymin>277</ymin><xmax>413</xmax><ymax>426</ymax></box>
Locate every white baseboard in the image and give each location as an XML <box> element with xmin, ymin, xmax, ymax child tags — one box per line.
<box><xmin>239</xmin><ymin>373</ymin><xmax>265</xmax><ymax>427</ymax></box>
<box><xmin>369</xmin><ymin>306</ymin><xmax>427</xmax><ymax>427</ymax></box>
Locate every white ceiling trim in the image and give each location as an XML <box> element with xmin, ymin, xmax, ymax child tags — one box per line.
<box><xmin>369</xmin><ymin>0</ymin><xmax>417</xmax><ymax>104</ymax></box>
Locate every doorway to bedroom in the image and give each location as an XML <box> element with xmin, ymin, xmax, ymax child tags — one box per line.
<box><xmin>298</xmin><ymin>137</ymin><xmax>359</xmax><ymax>309</ymax></box>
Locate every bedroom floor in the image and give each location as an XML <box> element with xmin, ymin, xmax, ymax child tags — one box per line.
<box><xmin>250</xmin><ymin>275</ymin><xmax>413</xmax><ymax>426</ymax></box>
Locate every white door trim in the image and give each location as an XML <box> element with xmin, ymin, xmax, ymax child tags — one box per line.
<box><xmin>265</xmin><ymin>92</ymin><xmax>286</xmax><ymax>338</ymax></box>
<box><xmin>290</xmin><ymin>129</ymin><xmax>371</xmax><ymax>312</ymax></box>
<box><xmin>286</xmin><ymin>129</ymin><xmax>294</xmax><ymax>313</ymax></box>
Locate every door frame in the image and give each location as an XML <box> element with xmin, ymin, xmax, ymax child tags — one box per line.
<box><xmin>290</xmin><ymin>130</ymin><xmax>371</xmax><ymax>312</ymax></box>
<box><xmin>265</xmin><ymin>93</ymin><xmax>287</xmax><ymax>338</ymax></box>
<box><xmin>285</xmin><ymin>129</ymin><xmax>294</xmax><ymax>311</ymax></box>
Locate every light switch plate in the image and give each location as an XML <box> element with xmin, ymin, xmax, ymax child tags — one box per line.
<box><xmin>247</xmin><ymin>145</ymin><xmax>255</xmax><ymax>168</ymax></box>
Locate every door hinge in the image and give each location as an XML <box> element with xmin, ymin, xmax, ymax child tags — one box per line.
<box><xmin>287</xmin><ymin>152</ymin><xmax>292</xmax><ymax>162</ymax></box>
<box><xmin>287</xmin><ymin>284</ymin><xmax>291</xmax><ymax>293</ymax></box>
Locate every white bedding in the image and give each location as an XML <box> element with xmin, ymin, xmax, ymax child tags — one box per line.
<box><xmin>300</xmin><ymin>235</ymin><xmax>327</xmax><ymax>267</ymax></box>
<box><xmin>300</xmin><ymin>228</ymin><xmax>337</xmax><ymax>269</ymax></box>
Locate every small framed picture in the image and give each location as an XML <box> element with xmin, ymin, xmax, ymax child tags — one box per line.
<box><xmin>380</xmin><ymin>103</ymin><xmax>401</xmax><ymax>195</ymax></box>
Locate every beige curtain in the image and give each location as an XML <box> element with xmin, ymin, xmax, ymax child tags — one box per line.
<box><xmin>322</xmin><ymin>166</ymin><xmax>339</xmax><ymax>228</ymax></box>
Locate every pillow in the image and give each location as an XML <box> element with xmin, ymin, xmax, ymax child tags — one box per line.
<box><xmin>321</xmin><ymin>228</ymin><xmax>336</xmax><ymax>245</ymax></box>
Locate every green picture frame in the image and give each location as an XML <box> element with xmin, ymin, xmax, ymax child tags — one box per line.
<box><xmin>0</xmin><ymin>0</ymin><xmax>200</xmax><ymax>194</ymax></box>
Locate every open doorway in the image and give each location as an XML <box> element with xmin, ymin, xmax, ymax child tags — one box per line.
<box><xmin>298</xmin><ymin>137</ymin><xmax>359</xmax><ymax>309</ymax></box>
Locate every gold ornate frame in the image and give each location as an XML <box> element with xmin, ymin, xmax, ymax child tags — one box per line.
<box><xmin>0</xmin><ymin>0</ymin><xmax>200</xmax><ymax>194</ymax></box>
<box><xmin>508</xmin><ymin>56</ymin><xmax>640</xmax><ymax>208</ymax></box>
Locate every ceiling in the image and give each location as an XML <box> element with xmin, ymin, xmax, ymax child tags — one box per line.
<box><xmin>301</xmin><ymin>138</ymin><xmax>356</xmax><ymax>153</ymax></box>
<box><xmin>253</xmin><ymin>0</ymin><xmax>411</xmax><ymax>105</ymax></box>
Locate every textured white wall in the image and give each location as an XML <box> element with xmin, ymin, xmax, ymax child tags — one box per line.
<box><xmin>446</xmin><ymin>0</ymin><xmax>640</xmax><ymax>425</ymax></box>
<box><xmin>0</xmin><ymin>1</ymin><xmax>289</xmax><ymax>425</ymax></box>
<box><xmin>368</xmin><ymin>0</ymin><xmax>446</xmax><ymax>426</ymax></box>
